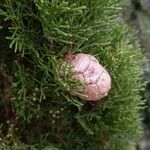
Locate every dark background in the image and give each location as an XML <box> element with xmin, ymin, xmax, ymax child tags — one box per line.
<box><xmin>127</xmin><ymin>0</ymin><xmax>150</xmax><ymax>149</ymax></box>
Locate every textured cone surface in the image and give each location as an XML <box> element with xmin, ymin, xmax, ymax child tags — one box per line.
<box><xmin>66</xmin><ymin>53</ymin><xmax>111</xmax><ymax>101</ymax></box>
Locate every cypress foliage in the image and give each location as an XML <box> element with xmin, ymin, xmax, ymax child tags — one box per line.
<box><xmin>0</xmin><ymin>0</ymin><xmax>144</xmax><ymax>149</ymax></box>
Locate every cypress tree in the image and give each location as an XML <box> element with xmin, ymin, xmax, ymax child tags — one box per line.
<box><xmin>0</xmin><ymin>0</ymin><xmax>144</xmax><ymax>149</ymax></box>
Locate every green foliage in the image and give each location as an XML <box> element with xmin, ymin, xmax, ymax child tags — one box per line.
<box><xmin>0</xmin><ymin>0</ymin><xmax>144</xmax><ymax>150</ymax></box>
